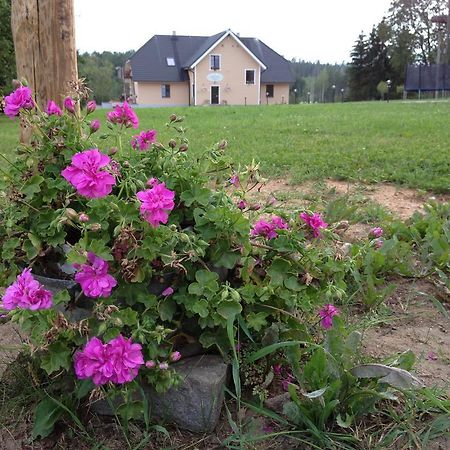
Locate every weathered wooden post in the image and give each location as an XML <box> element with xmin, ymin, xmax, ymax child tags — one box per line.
<box><xmin>11</xmin><ymin>0</ymin><xmax>77</xmax><ymax>140</ymax></box>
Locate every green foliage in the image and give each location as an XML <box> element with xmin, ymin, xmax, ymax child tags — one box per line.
<box><xmin>0</xmin><ymin>0</ymin><xmax>15</xmax><ymax>94</ymax></box>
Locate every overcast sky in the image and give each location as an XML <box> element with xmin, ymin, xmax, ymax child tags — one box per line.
<box><xmin>74</xmin><ymin>0</ymin><xmax>392</xmax><ymax>63</ymax></box>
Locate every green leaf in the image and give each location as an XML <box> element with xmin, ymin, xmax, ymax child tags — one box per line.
<box><xmin>246</xmin><ymin>312</ymin><xmax>268</xmax><ymax>331</ymax></box>
<box><xmin>217</xmin><ymin>301</ymin><xmax>242</xmax><ymax>320</ymax></box>
<box><xmin>192</xmin><ymin>299</ymin><xmax>209</xmax><ymax>317</ymax></box>
<box><xmin>267</xmin><ymin>258</ymin><xmax>292</xmax><ymax>286</ymax></box>
<box><xmin>40</xmin><ymin>342</ymin><xmax>71</xmax><ymax>375</ymax></box>
<box><xmin>195</xmin><ymin>269</ymin><xmax>219</xmax><ymax>286</ymax></box>
<box><xmin>75</xmin><ymin>379</ymin><xmax>94</xmax><ymax>400</ymax></box>
<box><xmin>246</xmin><ymin>341</ymin><xmax>316</xmax><ymax>364</ymax></box>
<box><xmin>21</xmin><ymin>175</ymin><xmax>44</xmax><ymax>199</ymax></box>
<box><xmin>215</xmin><ymin>251</ymin><xmax>240</xmax><ymax>269</ymax></box>
<box><xmin>158</xmin><ymin>297</ymin><xmax>176</xmax><ymax>321</ymax></box>
<box><xmin>32</xmin><ymin>398</ymin><xmax>63</xmax><ymax>439</ymax></box>
<box><xmin>336</xmin><ymin>413</ymin><xmax>353</xmax><ymax>429</ymax></box>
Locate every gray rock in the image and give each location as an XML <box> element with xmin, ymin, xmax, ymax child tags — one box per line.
<box><xmin>91</xmin><ymin>355</ymin><xmax>229</xmax><ymax>433</ymax></box>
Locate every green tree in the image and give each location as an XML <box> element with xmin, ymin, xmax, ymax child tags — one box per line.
<box><xmin>348</xmin><ymin>33</ymin><xmax>370</xmax><ymax>101</ymax></box>
<box><xmin>0</xmin><ymin>0</ymin><xmax>16</xmax><ymax>94</ymax></box>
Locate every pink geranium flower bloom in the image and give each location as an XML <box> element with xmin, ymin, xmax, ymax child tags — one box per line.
<box><xmin>4</xmin><ymin>86</ymin><xmax>34</xmax><ymax>119</ymax></box>
<box><xmin>86</xmin><ymin>100</ymin><xmax>97</xmax><ymax>114</ymax></box>
<box><xmin>162</xmin><ymin>286</ymin><xmax>174</xmax><ymax>296</ymax></box>
<box><xmin>170</xmin><ymin>351</ymin><xmax>181</xmax><ymax>362</ymax></box>
<box><xmin>318</xmin><ymin>304</ymin><xmax>339</xmax><ymax>329</ymax></box>
<box><xmin>90</xmin><ymin>119</ymin><xmax>100</xmax><ymax>133</ymax></box>
<box><xmin>300</xmin><ymin>212</ymin><xmax>328</xmax><ymax>237</ymax></box>
<box><xmin>107</xmin><ymin>102</ymin><xmax>139</xmax><ymax>128</ymax></box>
<box><xmin>61</xmin><ymin>148</ymin><xmax>116</xmax><ymax>198</ymax></box>
<box><xmin>137</xmin><ymin>180</ymin><xmax>175</xmax><ymax>227</ymax></box>
<box><xmin>74</xmin><ymin>335</ymin><xmax>143</xmax><ymax>385</ymax></box>
<box><xmin>1</xmin><ymin>268</ymin><xmax>53</xmax><ymax>310</ymax></box>
<box><xmin>45</xmin><ymin>100</ymin><xmax>62</xmax><ymax>116</ymax></box>
<box><xmin>131</xmin><ymin>129</ymin><xmax>157</xmax><ymax>151</ymax></box>
<box><xmin>74</xmin><ymin>252</ymin><xmax>117</xmax><ymax>298</ymax></box>
<box><xmin>251</xmin><ymin>216</ymin><xmax>288</xmax><ymax>240</ymax></box>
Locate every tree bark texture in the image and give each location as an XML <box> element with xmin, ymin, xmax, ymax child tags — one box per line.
<box><xmin>11</xmin><ymin>0</ymin><xmax>78</xmax><ymax>109</ymax></box>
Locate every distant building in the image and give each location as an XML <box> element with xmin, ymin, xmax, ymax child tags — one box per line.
<box><xmin>125</xmin><ymin>29</ymin><xmax>295</xmax><ymax>106</ymax></box>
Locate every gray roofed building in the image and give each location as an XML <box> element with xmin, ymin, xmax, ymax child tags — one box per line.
<box><xmin>127</xmin><ymin>30</ymin><xmax>294</xmax><ymax>106</ymax></box>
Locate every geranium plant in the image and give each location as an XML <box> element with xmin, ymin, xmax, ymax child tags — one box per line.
<box><xmin>1</xmin><ymin>82</ymin><xmax>420</xmax><ymax>440</ymax></box>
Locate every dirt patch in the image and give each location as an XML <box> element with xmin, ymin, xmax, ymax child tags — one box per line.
<box><xmin>256</xmin><ymin>178</ymin><xmax>449</xmax><ymax>220</ymax></box>
<box><xmin>363</xmin><ymin>279</ymin><xmax>450</xmax><ymax>393</ymax></box>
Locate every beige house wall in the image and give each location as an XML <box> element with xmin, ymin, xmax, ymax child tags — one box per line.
<box><xmin>260</xmin><ymin>83</ymin><xmax>290</xmax><ymax>105</ymax></box>
<box><xmin>193</xmin><ymin>35</ymin><xmax>261</xmax><ymax>106</ymax></box>
<box><xmin>135</xmin><ymin>81</ymin><xmax>189</xmax><ymax>106</ymax></box>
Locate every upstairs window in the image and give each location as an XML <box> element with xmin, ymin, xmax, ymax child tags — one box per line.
<box><xmin>166</xmin><ymin>57</ymin><xmax>175</xmax><ymax>66</ymax></box>
<box><xmin>245</xmin><ymin>69</ymin><xmax>255</xmax><ymax>85</ymax></box>
<box><xmin>266</xmin><ymin>84</ymin><xmax>274</xmax><ymax>97</ymax></box>
<box><xmin>210</xmin><ymin>54</ymin><xmax>221</xmax><ymax>70</ymax></box>
<box><xmin>161</xmin><ymin>84</ymin><xmax>171</xmax><ymax>98</ymax></box>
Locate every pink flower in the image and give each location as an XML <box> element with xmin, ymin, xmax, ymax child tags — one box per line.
<box><xmin>373</xmin><ymin>238</ymin><xmax>384</xmax><ymax>249</ymax></box>
<box><xmin>318</xmin><ymin>304</ymin><xmax>339</xmax><ymax>329</ymax></box>
<box><xmin>90</xmin><ymin>119</ymin><xmax>100</xmax><ymax>133</ymax></box>
<box><xmin>74</xmin><ymin>252</ymin><xmax>117</xmax><ymax>298</ymax></box>
<box><xmin>74</xmin><ymin>335</ymin><xmax>143</xmax><ymax>385</ymax></box>
<box><xmin>427</xmin><ymin>351</ymin><xmax>438</xmax><ymax>361</ymax></box>
<box><xmin>137</xmin><ymin>180</ymin><xmax>175</xmax><ymax>227</ymax></box>
<box><xmin>159</xmin><ymin>362</ymin><xmax>169</xmax><ymax>370</ymax></box>
<box><xmin>61</xmin><ymin>148</ymin><xmax>116</xmax><ymax>198</ymax></box>
<box><xmin>1</xmin><ymin>268</ymin><xmax>53</xmax><ymax>310</ymax></box>
<box><xmin>300</xmin><ymin>212</ymin><xmax>328</xmax><ymax>238</ymax></box>
<box><xmin>251</xmin><ymin>216</ymin><xmax>288</xmax><ymax>240</ymax></box>
<box><xmin>45</xmin><ymin>100</ymin><xmax>62</xmax><ymax>116</ymax></box>
<box><xmin>145</xmin><ymin>360</ymin><xmax>156</xmax><ymax>369</ymax></box>
<box><xmin>79</xmin><ymin>213</ymin><xmax>89</xmax><ymax>223</ymax></box>
<box><xmin>131</xmin><ymin>129</ymin><xmax>157</xmax><ymax>151</ymax></box>
<box><xmin>370</xmin><ymin>227</ymin><xmax>383</xmax><ymax>238</ymax></box>
<box><xmin>170</xmin><ymin>351</ymin><xmax>181</xmax><ymax>362</ymax></box>
<box><xmin>237</xmin><ymin>200</ymin><xmax>247</xmax><ymax>210</ymax></box>
<box><xmin>86</xmin><ymin>100</ymin><xmax>96</xmax><ymax>114</ymax></box>
<box><xmin>107</xmin><ymin>102</ymin><xmax>139</xmax><ymax>128</ymax></box>
<box><xmin>162</xmin><ymin>287</ymin><xmax>174</xmax><ymax>297</ymax></box>
<box><xmin>4</xmin><ymin>86</ymin><xmax>34</xmax><ymax>118</ymax></box>
<box><xmin>229</xmin><ymin>174</ymin><xmax>240</xmax><ymax>186</ymax></box>
<box><xmin>64</xmin><ymin>96</ymin><xmax>76</xmax><ymax>113</ymax></box>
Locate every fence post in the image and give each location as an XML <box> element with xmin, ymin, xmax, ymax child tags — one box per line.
<box><xmin>11</xmin><ymin>0</ymin><xmax>78</xmax><ymax>141</ymax></box>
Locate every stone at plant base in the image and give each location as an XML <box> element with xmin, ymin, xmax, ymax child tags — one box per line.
<box><xmin>145</xmin><ymin>355</ymin><xmax>228</xmax><ymax>432</ymax></box>
<box><xmin>91</xmin><ymin>355</ymin><xmax>228</xmax><ymax>433</ymax></box>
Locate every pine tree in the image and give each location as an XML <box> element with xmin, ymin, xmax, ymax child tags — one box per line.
<box><xmin>348</xmin><ymin>33</ymin><xmax>370</xmax><ymax>101</ymax></box>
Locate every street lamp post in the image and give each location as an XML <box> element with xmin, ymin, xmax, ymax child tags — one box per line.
<box><xmin>294</xmin><ymin>88</ymin><xmax>297</xmax><ymax>104</ymax></box>
<box><xmin>331</xmin><ymin>84</ymin><xmax>336</xmax><ymax>103</ymax></box>
<box><xmin>386</xmin><ymin>79</ymin><xmax>392</xmax><ymax>102</ymax></box>
<box><xmin>307</xmin><ymin>91</ymin><xmax>311</xmax><ymax>104</ymax></box>
<box><xmin>340</xmin><ymin>88</ymin><xmax>344</xmax><ymax>102</ymax></box>
<box><xmin>266</xmin><ymin>91</ymin><xmax>269</xmax><ymax>105</ymax></box>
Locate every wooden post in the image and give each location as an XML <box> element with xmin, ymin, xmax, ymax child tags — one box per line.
<box><xmin>11</xmin><ymin>0</ymin><xmax>78</xmax><ymax>109</ymax></box>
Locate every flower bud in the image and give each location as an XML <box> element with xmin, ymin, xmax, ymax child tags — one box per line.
<box><xmin>162</xmin><ymin>287</ymin><xmax>174</xmax><ymax>297</ymax></box>
<box><xmin>79</xmin><ymin>213</ymin><xmax>89</xmax><ymax>223</ymax></box>
<box><xmin>237</xmin><ymin>200</ymin><xmax>247</xmax><ymax>210</ymax></box>
<box><xmin>169</xmin><ymin>113</ymin><xmax>177</xmax><ymax>122</ymax></box>
<box><xmin>178</xmin><ymin>144</ymin><xmax>188</xmax><ymax>152</ymax></box>
<box><xmin>108</xmin><ymin>147</ymin><xmax>118</xmax><ymax>156</ymax></box>
<box><xmin>168</xmin><ymin>139</ymin><xmax>177</xmax><ymax>149</ymax></box>
<box><xmin>153</xmin><ymin>142</ymin><xmax>165</xmax><ymax>150</ymax></box>
<box><xmin>86</xmin><ymin>100</ymin><xmax>96</xmax><ymax>114</ymax></box>
<box><xmin>89</xmin><ymin>223</ymin><xmax>102</xmax><ymax>232</ymax></box>
<box><xmin>170</xmin><ymin>351</ymin><xmax>181</xmax><ymax>362</ymax></box>
<box><xmin>218</xmin><ymin>140</ymin><xmax>228</xmax><ymax>150</ymax></box>
<box><xmin>65</xmin><ymin>208</ymin><xmax>78</xmax><ymax>220</ymax></box>
<box><xmin>249</xmin><ymin>203</ymin><xmax>261</xmax><ymax>211</ymax></box>
<box><xmin>64</xmin><ymin>96</ymin><xmax>76</xmax><ymax>113</ymax></box>
<box><xmin>159</xmin><ymin>362</ymin><xmax>169</xmax><ymax>370</ymax></box>
<box><xmin>145</xmin><ymin>360</ymin><xmax>156</xmax><ymax>369</ymax></box>
<box><xmin>373</xmin><ymin>238</ymin><xmax>383</xmax><ymax>249</ymax></box>
<box><xmin>123</xmin><ymin>161</ymin><xmax>130</xmax><ymax>168</ymax></box>
<box><xmin>90</xmin><ymin>119</ymin><xmax>100</xmax><ymax>133</ymax></box>
<box><xmin>369</xmin><ymin>227</ymin><xmax>383</xmax><ymax>238</ymax></box>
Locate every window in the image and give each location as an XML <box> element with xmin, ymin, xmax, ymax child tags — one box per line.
<box><xmin>166</xmin><ymin>57</ymin><xmax>175</xmax><ymax>66</ymax></box>
<box><xmin>245</xmin><ymin>70</ymin><xmax>255</xmax><ymax>85</ymax></box>
<box><xmin>210</xmin><ymin>54</ymin><xmax>220</xmax><ymax>70</ymax></box>
<box><xmin>161</xmin><ymin>84</ymin><xmax>171</xmax><ymax>98</ymax></box>
<box><xmin>266</xmin><ymin>84</ymin><xmax>274</xmax><ymax>98</ymax></box>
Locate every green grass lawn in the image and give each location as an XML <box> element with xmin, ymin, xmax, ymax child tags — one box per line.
<box><xmin>1</xmin><ymin>101</ymin><xmax>449</xmax><ymax>192</ymax></box>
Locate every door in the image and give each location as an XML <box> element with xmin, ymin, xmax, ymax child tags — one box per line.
<box><xmin>211</xmin><ymin>86</ymin><xmax>219</xmax><ymax>105</ymax></box>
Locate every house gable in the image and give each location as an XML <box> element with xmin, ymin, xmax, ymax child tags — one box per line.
<box><xmin>186</xmin><ymin>30</ymin><xmax>267</xmax><ymax>71</ymax></box>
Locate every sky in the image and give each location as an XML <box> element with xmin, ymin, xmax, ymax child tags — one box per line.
<box><xmin>74</xmin><ymin>0</ymin><xmax>393</xmax><ymax>63</ymax></box>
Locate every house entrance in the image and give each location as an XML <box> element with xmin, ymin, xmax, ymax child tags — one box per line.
<box><xmin>211</xmin><ymin>86</ymin><xmax>219</xmax><ymax>105</ymax></box>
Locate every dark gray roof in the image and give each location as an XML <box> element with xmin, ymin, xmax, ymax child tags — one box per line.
<box><xmin>130</xmin><ymin>31</ymin><xmax>294</xmax><ymax>84</ymax></box>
